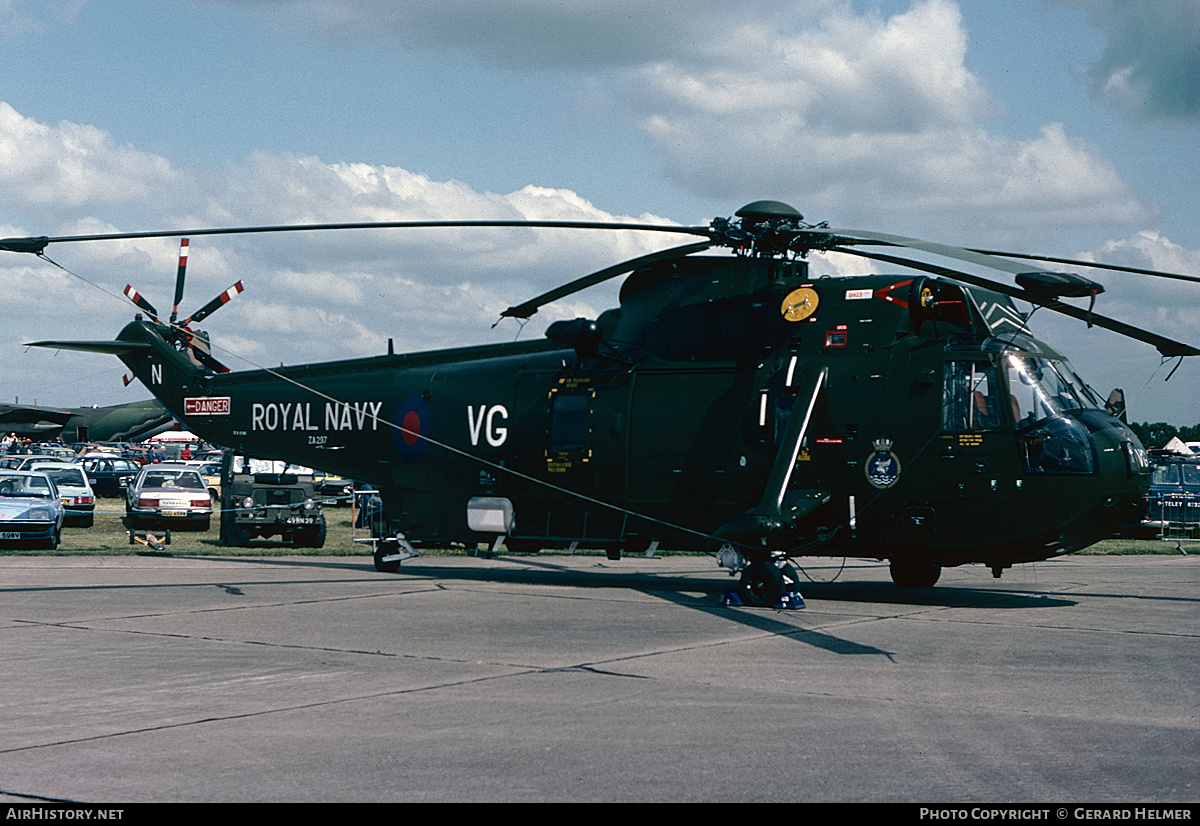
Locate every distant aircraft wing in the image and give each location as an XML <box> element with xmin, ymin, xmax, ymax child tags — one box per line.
<box><xmin>0</xmin><ymin>403</ymin><xmax>75</xmax><ymax>437</ymax></box>
<box><xmin>80</xmin><ymin>400</ymin><xmax>176</xmax><ymax>442</ymax></box>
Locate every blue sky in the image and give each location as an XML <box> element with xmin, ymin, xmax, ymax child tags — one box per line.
<box><xmin>0</xmin><ymin>0</ymin><xmax>1197</xmax><ymax>425</ymax></box>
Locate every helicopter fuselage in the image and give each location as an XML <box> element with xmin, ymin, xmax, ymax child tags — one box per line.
<box><xmin>109</xmin><ymin>254</ymin><xmax>1151</xmax><ymax>580</ymax></box>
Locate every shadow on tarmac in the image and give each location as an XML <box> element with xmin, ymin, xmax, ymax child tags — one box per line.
<box><xmin>92</xmin><ymin>551</ymin><xmax>1084</xmax><ymax>610</ymax></box>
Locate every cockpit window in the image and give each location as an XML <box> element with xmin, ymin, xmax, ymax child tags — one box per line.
<box><xmin>1006</xmin><ymin>355</ymin><xmax>1101</xmax><ymax>428</ymax></box>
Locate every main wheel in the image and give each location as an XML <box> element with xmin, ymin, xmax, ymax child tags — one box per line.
<box><xmin>374</xmin><ymin>540</ymin><xmax>402</xmax><ymax>573</ymax></box>
<box><xmin>889</xmin><ymin>558</ymin><xmax>941</xmax><ymax>589</ymax></box>
<box><xmin>739</xmin><ymin>560</ymin><xmax>784</xmax><ymax>607</ymax></box>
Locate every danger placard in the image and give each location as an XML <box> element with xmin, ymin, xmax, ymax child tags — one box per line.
<box><xmin>185</xmin><ymin>397</ymin><xmax>231</xmax><ymax>416</ymax></box>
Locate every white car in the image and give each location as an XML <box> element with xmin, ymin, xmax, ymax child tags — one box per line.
<box><xmin>0</xmin><ymin>470</ymin><xmax>65</xmax><ymax>549</ymax></box>
<box><xmin>125</xmin><ymin>463</ymin><xmax>213</xmax><ymax>531</ymax></box>
<box><xmin>29</xmin><ymin>462</ymin><xmax>97</xmax><ymax>528</ymax></box>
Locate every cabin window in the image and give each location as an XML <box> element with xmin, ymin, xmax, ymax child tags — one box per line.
<box><xmin>550</xmin><ymin>393</ymin><xmax>590</xmax><ymax>452</ymax></box>
<box><xmin>942</xmin><ymin>361</ymin><xmax>1002</xmax><ymax>431</ymax></box>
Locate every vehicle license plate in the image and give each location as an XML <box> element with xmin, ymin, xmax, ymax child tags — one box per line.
<box><xmin>161</xmin><ymin>510</ymin><xmax>187</xmax><ymax>517</ymax></box>
<box><xmin>1</xmin><ymin>532</ymin><xmax>21</xmax><ymax>540</ymax></box>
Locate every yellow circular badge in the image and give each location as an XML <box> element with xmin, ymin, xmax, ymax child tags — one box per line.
<box><xmin>781</xmin><ymin>287</ymin><xmax>819</xmax><ymax>322</ymax></box>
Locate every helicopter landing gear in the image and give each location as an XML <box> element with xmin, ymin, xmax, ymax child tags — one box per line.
<box><xmin>889</xmin><ymin>558</ymin><xmax>941</xmax><ymax>589</ymax></box>
<box><xmin>737</xmin><ymin>560</ymin><xmax>804</xmax><ymax>607</ymax></box>
<box><xmin>738</xmin><ymin>561</ymin><xmax>783</xmax><ymax>607</ymax></box>
<box><xmin>373</xmin><ymin>535</ymin><xmax>419</xmax><ymax>573</ymax></box>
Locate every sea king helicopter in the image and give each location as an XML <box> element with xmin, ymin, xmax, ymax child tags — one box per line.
<box><xmin>3</xmin><ymin>200</ymin><xmax>1198</xmax><ymax>605</ymax></box>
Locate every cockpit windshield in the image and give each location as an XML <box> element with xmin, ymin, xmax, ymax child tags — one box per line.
<box><xmin>1006</xmin><ymin>355</ymin><xmax>1102</xmax><ymax>428</ymax></box>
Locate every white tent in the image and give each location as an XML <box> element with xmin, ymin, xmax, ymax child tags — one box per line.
<box><xmin>1161</xmin><ymin>436</ymin><xmax>1193</xmax><ymax>455</ymax></box>
<box><xmin>146</xmin><ymin>430</ymin><xmax>197</xmax><ymax>443</ymax></box>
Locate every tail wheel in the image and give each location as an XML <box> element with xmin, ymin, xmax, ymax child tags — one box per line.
<box><xmin>738</xmin><ymin>561</ymin><xmax>783</xmax><ymax>607</ymax></box>
<box><xmin>374</xmin><ymin>540</ymin><xmax>402</xmax><ymax>573</ymax></box>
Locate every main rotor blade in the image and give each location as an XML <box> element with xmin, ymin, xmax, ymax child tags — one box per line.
<box><xmin>813</xmin><ymin>228</ymin><xmax>1091</xmax><ymax>281</ymax></box>
<box><xmin>965</xmin><ymin>248</ymin><xmax>1200</xmax><ymax>285</ymax></box>
<box><xmin>500</xmin><ymin>241</ymin><xmax>714</xmax><ymax>320</ymax></box>
<box><xmin>0</xmin><ymin>219</ymin><xmax>712</xmax><ymax>255</ymax></box>
<box><xmin>814</xmin><ymin>227</ymin><xmax>1200</xmax><ymax>288</ymax></box>
<box><xmin>839</xmin><ymin>247</ymin><xmax>1200</xmax><ymax>358</ymax></box>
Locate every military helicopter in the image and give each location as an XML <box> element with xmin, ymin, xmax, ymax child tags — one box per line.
<box><xmin>3</xmin><ymin>200</ymin><xmax>1197</xmax><ymax>605</ymax></box>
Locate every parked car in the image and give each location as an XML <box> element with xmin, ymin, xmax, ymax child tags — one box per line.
<box><xmin>312</xmin><ymin>470</ymin><xmax>355</xmax><ymax>506</ymax></box>
<box><xmin>80</xmin><ymin>455</ymin><xmax>142</xmax><ymax>497</ymax></box>
<box><xmin>1140</xmin><ymin>455</ymin><xmax>1200</xmax><ymax>538</ymax></box>
<box><xmin>0</xmin><ymin>454</ymin><xmax>67</xmax><ymax>470</ymax></box>
<box><xmin>0</xmin><ymin>470</ymin><xmax>65</xmax><ymax>549</ymax></box>
<box><xmin>182</xmin><ymin>460</ymin><xmax>223</xmax><ymax>501</ymax></box>
<box><xmin>28</xmin><ymin>462</ymin><xmax>96</xmax><ymax>527</ymax></box>
<box><xmin>125</xmin><ymin>464</ymin><xmax>213</xmax><ymax>531</ymax></box>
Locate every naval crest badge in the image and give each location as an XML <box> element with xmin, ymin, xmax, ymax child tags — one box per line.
<box><xmin>865</xmin><ymin>438</ymin><xmax>901</xmax><ymax>489</ymax></box>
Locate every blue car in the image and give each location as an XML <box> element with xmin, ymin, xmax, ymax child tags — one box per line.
<box><xmin>0</xmin><ymin>470</ymin><xmax>65</xmax><ymax>549</ymax></box>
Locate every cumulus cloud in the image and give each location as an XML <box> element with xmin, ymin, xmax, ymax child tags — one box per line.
<box><xmin>0</xmin><ymin>103</ymin><xmax>179</xmax><ymax>220</ymax></box>
<box><xmin>0</xmin><ymin>102</ymin><xmax>683</xmax><ymax>405</ymax></box>
<box><xmin>1052</xmin><ymin>0</ymin><xmax>1200</xmax><ymax>120</ymax></box>
<box><xmin>613</xmin><ymin>0</ymin><xmax>1153</xmax><ymax>229</ymax></box>
<box><xmin>241</xmin><ymin>0</ymin><xmax>1156</xmax><ymax>233</ymax></box>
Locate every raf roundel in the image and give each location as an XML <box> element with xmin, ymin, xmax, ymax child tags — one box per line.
<box><xmin>393</xmin><ymin>396</ymin><xmax>430</xmax><ymax>462</ymax></box>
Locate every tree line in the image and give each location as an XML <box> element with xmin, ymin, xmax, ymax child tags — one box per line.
<box><xmin>1128</xmin><ymin>422</ymin><xmax>1200</xmax><ymax>450</ymax></box>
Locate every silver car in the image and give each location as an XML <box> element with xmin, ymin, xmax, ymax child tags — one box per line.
<box><xmin>0</xmin><ymin>470</ymin><xmax>65</xmax><ymax>549</ymax></box>
<box><xmin>125</xmin><ymin>464</ymin><xmax>213</xmax><ymax>531</ymax></box>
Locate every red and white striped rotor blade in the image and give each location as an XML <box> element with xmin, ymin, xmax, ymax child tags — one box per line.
<box><xmin>123</xmin><ymin>284</ymin><xmax>159</xmax><ymax>320</ymax></box>
<box><xmin>184</xmin><ymin>281</ymin><xmax>245</xmax><ymax>325</ymax></box>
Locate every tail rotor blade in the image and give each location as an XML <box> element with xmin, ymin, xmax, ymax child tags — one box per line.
<box><xmin>123</xmin><ymin>284</ymin><xmax>159</xmax><ymax>321</ymax></box>
<box><xmin>170</xmin><ymin>238</ymin><xmax>189</xmax><ymax>322</ymax></box>
<box><xmin>188</xmin><ymin>346</ymin><xmax>231</xmax><ymax>374</ymax></box>
<box><xmin>184</xmin><ymin>281</ymin><xmax>244</xmax><ymax>325</ymax></box>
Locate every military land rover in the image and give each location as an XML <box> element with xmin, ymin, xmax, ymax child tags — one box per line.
<box><xmin>220</xmin><ymin>453</ymin><xmax>326</xmax><ymax>547</ymax></box>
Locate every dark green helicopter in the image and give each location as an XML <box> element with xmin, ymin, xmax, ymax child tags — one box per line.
<box><xmin>4</xmin><ymin>201</ymin><xmax>1197</xmax><ymax>605</ymax></box>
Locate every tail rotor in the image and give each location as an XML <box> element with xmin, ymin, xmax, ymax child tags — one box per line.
<box><xmin>122</xmin><ymin>238</ymin><xmax>244</xmax><ymax>373</ymax></box>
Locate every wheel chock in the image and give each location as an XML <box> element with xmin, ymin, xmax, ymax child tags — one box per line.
<box><xmin>718</xmin><ymin>588</ymin><xmax>806</xmax><ymax>609</ymax></box>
